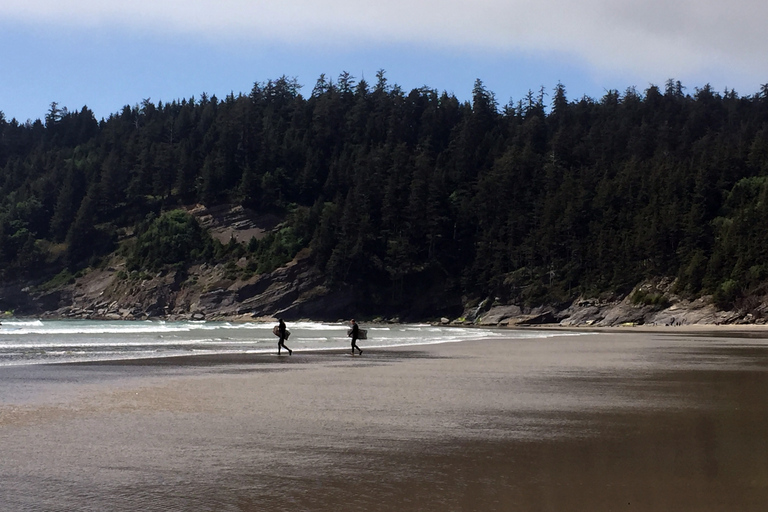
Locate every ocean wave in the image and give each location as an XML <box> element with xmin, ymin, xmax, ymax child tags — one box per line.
<box><xmin>0</xmin><ymin>319</ymin><xmax>587</xmax><ymax>366</ymax></box>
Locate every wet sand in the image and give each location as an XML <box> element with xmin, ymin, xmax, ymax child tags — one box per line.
<box><xmin>1</xmin><ymin>329</ymin><xmax>768</xmax><ymax>511</ymax></box>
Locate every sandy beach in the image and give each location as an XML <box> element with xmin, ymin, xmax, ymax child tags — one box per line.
<box><xmin>1</xmin><ymin>328</ymin><xmax>767</xmax><ymax>511</ymax></box>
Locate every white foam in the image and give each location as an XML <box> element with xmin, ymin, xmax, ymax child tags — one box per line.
<box><xmin>0</xmin><ymin>319</ymin><xmax>584</xmax><ymax>366</ymax></box>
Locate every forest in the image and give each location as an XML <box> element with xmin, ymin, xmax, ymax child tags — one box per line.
<box><xmin>2</xmin><ymin>72</ymin><xmax>768</xmax><ymax>315</ymax></box>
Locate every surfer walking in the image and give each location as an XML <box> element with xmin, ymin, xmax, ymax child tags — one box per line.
<box><xmin>349</xmin><ymin>319</ymin><xmax>362</xmax><ymax>355</ymax></box>
<box><xmin>277</xmin><ymin>318</ymin><xmax>292</xmax><ymax>355</ymax></box>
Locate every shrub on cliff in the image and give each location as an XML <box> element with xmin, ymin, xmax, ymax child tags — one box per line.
<box><xmin>125</xmin><ymin>210</ymin><xmax>216</xmax><ymax>271</ymax></box>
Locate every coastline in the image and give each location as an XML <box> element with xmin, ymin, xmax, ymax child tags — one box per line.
<box><xmin>2</xmin><ymin>329</ymin><xmax>767</xmax><ymax>511</ymax></box>
<box><xmin>516</xmin><ymin>322</ymin><xmax>768</xmax><ymax>334</ymax></box>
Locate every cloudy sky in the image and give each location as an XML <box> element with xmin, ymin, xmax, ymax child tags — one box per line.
<box><xmin>1</xmin><ymin>0</ymin><xmax>765</xmax><ymax>121</ymax></box>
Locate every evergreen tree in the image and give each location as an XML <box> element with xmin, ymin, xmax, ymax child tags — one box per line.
<box><xmin>7</xmin><ymin>75</ymin><xmax>768</xmax><ymax>314</ymax></box>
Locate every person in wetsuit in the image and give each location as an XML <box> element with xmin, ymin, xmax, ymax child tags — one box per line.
<box><xmin>277</xmin><ymin>318</ymin><xmax>292</xmax><ymax>355</ymax></box>
<box><xmin>349</xmin><ymin>319</ymin><xmax>362</xmax><ymax>355</ymax></box>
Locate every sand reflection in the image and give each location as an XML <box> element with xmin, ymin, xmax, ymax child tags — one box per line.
<box><xmin>1</xmin><ymin>330</ymin><xmax>767</xmax><ymax>511</ymax></box>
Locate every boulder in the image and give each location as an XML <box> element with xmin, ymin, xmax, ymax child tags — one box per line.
<box><xmin>477</xmin><ymin>305</ymin><xmax>523</xmax><ymax>325</ymax></box>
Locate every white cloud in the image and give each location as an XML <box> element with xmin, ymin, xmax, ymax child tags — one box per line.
<box><xmin>3</xmin><ymin>0</ymin><xmax>766</xmax><ymax>85</ymax></box>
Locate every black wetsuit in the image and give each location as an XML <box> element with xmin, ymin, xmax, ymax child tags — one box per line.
<box><xmin>278</xmin><ymin>320</ymin><xmax>291</xmax><ymax>355</ymax></box>
<box><xmin>350</xmin><ymin>323</ymin><xmax>362</xmax><ymax>355</ymax></box>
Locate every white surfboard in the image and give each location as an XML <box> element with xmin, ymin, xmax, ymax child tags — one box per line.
<box><xmin>273</xmin><ymin>325</ymin><xmax>291</xmax><ymax>339</ymax></box>
<box><xmin>347</xmin><ymin>328</ymin><xmax>367</xmax><ymax>340</ymax></box>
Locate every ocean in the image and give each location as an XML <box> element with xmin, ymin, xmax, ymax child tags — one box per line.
<box><xmin>0</xmin><ymin>318</ymin><xmax>565</xmax><ymax>366</ymax></box>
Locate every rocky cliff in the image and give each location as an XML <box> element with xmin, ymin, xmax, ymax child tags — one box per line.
<box><xmin>3</xmin><ymin>261</ymin><xmax>764</xmax><ymax>327</ymax></box>
<box><xmin>1</xmin><ymin>205</ymin><xmax>764</xmax><ymax>326</ymax></box>
<box><xmin>460</xmin><ymin>279</ymin><xmax>764</xmax><ymax>327</ymax></box>
<box><xmin>13</xmin><ymin>250</ymin><xmax>352</xmax><ymax>322</ymax></box>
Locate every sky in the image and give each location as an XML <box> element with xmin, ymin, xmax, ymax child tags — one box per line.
<box><xmin>1</xmin><ymin>0</ymin><xmax>766</xmax><ymax>122</ymax></box>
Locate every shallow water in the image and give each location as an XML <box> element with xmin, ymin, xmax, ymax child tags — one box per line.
<box><xmin>0</xmin><ymin>319</ymin><xmax>563</xmax><ymax>366</ymax></box>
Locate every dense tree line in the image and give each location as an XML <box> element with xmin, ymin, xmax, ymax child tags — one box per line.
<box><xmin>2</xmin><ymin>74</ymin><xmax>768</xmax><ymax>314</ymax></box>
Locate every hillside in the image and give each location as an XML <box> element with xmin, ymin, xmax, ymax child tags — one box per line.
<box><xmin>4</xmin><ymin>75</ymin><xmax>768</xmax><ymax>324</ymax></box>
<box><xmin>2</xmin><ymin>250</ymin><xmax>761</xmax><ymax>326</ymax></box>
<box><xmin>1</xmin><ymin>204</ymin><xmax>763</xmax><ymax>327</ymax></box>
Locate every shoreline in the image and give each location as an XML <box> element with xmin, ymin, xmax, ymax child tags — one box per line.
<box><xmin>69</xmin><ymin>323</ymin><xmax>768</xmax><ymax>367</ymax></box>
<box><xmin>520</xmin><ymin>322</ymin><xmax>768</xmax><ymax>334</ymax></box>
<box><xmin>9</xmin><ymin>310</ymin><xmax>768</xmax><ymax>329</ymax></box>
<box><xmin>4</xmin><ymin>320</ymin><xmax>768</xmax><ymax>370</ymax></box>
<box><xmin>9</xmin><ymin>313</ymin><xmax>768</xmax><ymax>328</ymax></box>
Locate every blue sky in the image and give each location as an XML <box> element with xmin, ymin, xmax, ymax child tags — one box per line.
<box><xmin>2</xmin><ymin>1</ymin><xmax>766</xmax><ymax>122</ymax></box>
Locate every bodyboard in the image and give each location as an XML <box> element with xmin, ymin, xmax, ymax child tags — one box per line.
<box><xmin>273</xmin><ymin>325</ymin><xmax>291</xmax><ymax>339</ymax></box>
<box><xmin>347</xmin><ymin>328</ymin><xmax>368</xmax><ymax>340</ymax></box>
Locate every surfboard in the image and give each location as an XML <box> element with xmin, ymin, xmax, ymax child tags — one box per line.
<box><xmin>347</xmin><ymin>328</ymin><xmax>367</xmax><ymax>340</ymax></box>
<box><xmin>272</xmin><ymin>325</ymin><xmax>291</xmax><ymax>339</ymax></box>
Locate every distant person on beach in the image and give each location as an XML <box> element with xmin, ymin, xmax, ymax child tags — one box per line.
<box><xmin>349</xmin><ymin>319</ymin><xmax>362</xmax><ymax>355</ymax></box>
<box><xmin>277</xmin><ymin>318</ymin><xmax>292</xmax><ymax>355</ymax></box>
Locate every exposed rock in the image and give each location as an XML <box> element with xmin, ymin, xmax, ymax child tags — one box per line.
<box><xmin>595</xmin><ymin>301</ymin><xmax>654</xmax><ymax>327</ymax></box>
<box><xmin>556</xmin><ymin>290</ymin><xmax>754</xmax><ymax>327</ymax></box>
<box><xmin>476</xmin><ymin>305</ymin><xmax>523</xmax><ymax>326</ymax></box>
<box><xmin>645</xmin><ymin>298</ymin><xmax>741</xmax><ymax>326</ymax></box>
<box><xmin>510</xmin><ymin>307</ymin><xmax>558</xmax><ymax>325</ymax></box>
<box><xmin>462</xmin><ymin>298</ymin><xmax>493</xmax><ymax>322</ymax></box>
<box><xmin>5</xmin><ymin>250</ymin><xmax>768</xmax><ymax>327</ymax></box>
<box><xmin>20</xmin><ymin>248</ymin><xmax>353</xmax><ymax>322</ymax></box>
<box><xmin>187</xmin><ymin>204</ymin><xmax>282</xmax><ymax>244</ymax></box>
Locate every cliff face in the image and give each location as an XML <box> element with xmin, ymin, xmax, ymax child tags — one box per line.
<box><xmin>4</xmin><ymin>261</ymin><xmax>763</xmax><ymax>326</ymax></box>
<box><xmin>0</xmin><ymin>204</ymin><xmax>762</xmax><ymax>326</ymax></box>
<box><xmin>2</xmin><ymin>250</ymin><xmax>349</xmax><ymax>322</ymax></box>
<box><xmin>461</xmin><ymin>278</ymin><xmax>765</xmax><ymax>327</ymax></box>
<box><xmin>463</xmin><ymin>296</ymin><xmax>749</xmax><ymax>328</ymax></box>
<box><xmin>0</xmin><ymin>203</ymin><xmax>453</xmax><ymax>323</ymax></box>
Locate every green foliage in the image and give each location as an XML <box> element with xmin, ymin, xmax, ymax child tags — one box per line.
<box><xmin>37</xmin><ymin>269</ymin><xmax>76</xmax><ymax>291</ymax></box>
<box><xmin>125</xmin><ymin>210</ymin><xmax>215</xmax><ymax>271</ymax></box>
<box><xmin>6</xmin><ymin>75</ymin><xmax>768</xmax><ymax>314</ymax></box>
<box><xmin>247</xmin><ymin>226</ymin><xmax>304</xmax><ymax>274</ymax></box>
<box><xmin>630</xmin><ymin>289</ymin><xmax>671</xmax><ymax>309</ymax></box>
<box><xmin>713</xmin><ymin>279</ymin><xmax>741</xmax><ymax>309</ymax></box>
